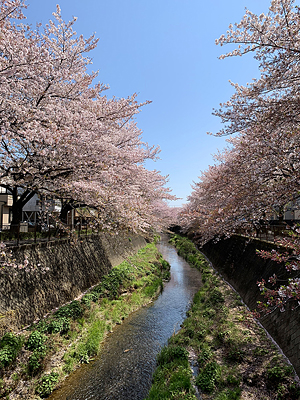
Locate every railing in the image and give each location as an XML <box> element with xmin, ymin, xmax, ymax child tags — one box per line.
<box><xmin>242</xmin><ymin>221</ymin><xmax>295</xmax><ymax>243</ymax></box>
<box><xmin>0</xmin><ymin>223</ymin><xmax>98</xmax><ymax>247</ymax></box>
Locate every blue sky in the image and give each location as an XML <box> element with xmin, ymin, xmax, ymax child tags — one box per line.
<box><xmin>23</xmin><ymin>0</ymin><xmax>270</xmax><ymax>207</ymax></box>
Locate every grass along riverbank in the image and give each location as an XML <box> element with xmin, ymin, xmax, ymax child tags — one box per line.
<box><xmin>145</xmin><ymin>234</ymin><xmax>300</xmax><ymax>400</ymax></box>
<box><xmin>0</xmin><ymin>242</ymin><xmax>170</xmax><ymax>399</ymax></box>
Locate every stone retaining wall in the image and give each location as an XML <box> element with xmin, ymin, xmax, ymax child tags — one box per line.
<box><xmin>0</xmin><ymin>233</ymin><xmax>146</xmax><ymax>333</ymax></box>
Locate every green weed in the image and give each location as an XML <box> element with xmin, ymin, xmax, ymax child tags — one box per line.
<box><xmin>35</xmin><ymin>371</ymin><xmax>59</xmax><ymax>398</ymax></box>
<box><xmin>209</xmin><ymin>288</ymin><xmax>225</xmax><ymax>305</ymax></box>
<box><xmin>0</xmin><ymin>333</ymin><xmax>23</xmax><ymax>368</ymax></box>
<box><xmin>253</xmin><ymin>347</ymin><xmax>269</xmax><ymax>356</ymax></box>
<box><xmin>31</xmin><ymin>319</ymin><xmax>49</xmax><ymax>333</ymax></box>
<box><xmin>266</xmin><ymin>363</ymin><xmax>293</xmax><ymax>385</ymax></box>
<box><xmin>168</xmin><ymin>365</ymin><xmax>193</xmax><ymax>392</ymax></box>
<box><xmin>12</xmin><ymin>373</ymin><xmax>19</xmax><ymax>381</ymax></box>
<box><xmin>145</xmin><ymin>345</ymin><xmax>195</xmax><ymax>400</ymax></box>
<box><xmin>55</xmin><ymin>300</ymin><xmax>84</xmax><ymax>320</ymax></box>
<box><xmin>26</xmin><ymin>331</ymin><xmax>46</xmax><ymax>351</ymax></box>
<box><xmin>157</xmin><ymin>346</ymin><xmax>189</xmax><ymax>366</ymax></box>
<box><xmin>142</xmin><ymin>278</ymin><xmax>162</xmax><ymax>297</ymax></box>
<box><xmin>214</xmin><ymin>387</ymin><xmax>242</xmax><ymax>400</ymax></box>
<box><xmin>28</xmin><ymin>350</ymin><xmax>45</xmax><ymax>374</ymax></box>
<box><xmin>47</xmin><ymin>317</ymin><xmax>70</xmax><ymax>334</ymax></box>
<box><xmin>196</xmin><ymin>361</ymin><xmax>220</xmax><ymax>393</ymax></box>
<box><xmin>226</xmin><ymin>346</ymin><xmax>245</xmax><ymax>363</ymax></box>
<box><xmin>26</xmin><ymin>331</ymin><xmax>48</xmax><ymax>375</ymax></box>
<box><xmin>62</xmin><ymin>355</ymin><xmax>74</xmax><ymax>374</ymax></box>
<box><xmin>198</xmin><ymin>345</ymin><xmax>213</xmax><ymax>366</ymax></box>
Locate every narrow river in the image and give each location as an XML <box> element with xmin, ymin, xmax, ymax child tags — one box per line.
<box><xmin>48</xmin><ymin>235</ymin><xmax>202</xmax><ymax>400</ymax></box>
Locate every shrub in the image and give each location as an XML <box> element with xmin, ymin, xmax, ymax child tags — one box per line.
<box><xmin>90</xmin><ymin>291</ymin><xmax>100</xmax><ymax>301</ymax></box>
<box><xmin>47</xmin><ymin>317</ymin><xmax>70</xmax><ymax>334</ymax></box>
<box><xmin>32</xmin><ymin>320</ymin><xmax>49</xmax><ymax>333</ymax></box>
<box><xmin>0</xmin><ymin>332</ymin><xmax>22</xmax><ymax>349</ymax></box>
<box><xmin>54</xmin><ymin>300</ymin><xmax>84</xmax><ymax>320</ymax></box>
<box><xmin>0</xmin><ymin>347</ymin><xmax>19</xmax><ymax>368</ymax></box>
<box><xmin>0</xmin><ymin>347</ymin><xmax>14</xmax><ymax>367</ymax></box>
<box><xmin>26</xmin><ymin>331</ymin><xmax>46</xmax><ymax>351</ymax></box>
<box><xmin>81</xmin><ymin>291</ymin><xmax>100</xmax><ymax>305</ymax></box>
<box><xmin>26</xmin><ymin>331</ymin><xmax>47</xmax><ymax>374</ymax></box>
<box><xmin>0</xmin><ymin>333</ymin><xmax>23</xmax><ymax>367</ymax></box>
<box><xmin>35</xmin><ymin>371</ymin><xmax>59</xmax><ymax>398</ymax></box>
<box><xmin>100</xmin><ymin>267</ymin><xmax>131</xmax><ymax>297</ymax></box>
<box><xmin>28</xmin><ymin>350</ymin><xmax>45</xmax><ymax>374</ymax></box>
<box><xmin>92</xmin><ymin>284</ymin><xmax>105</xmax><ymax>295</ymax></box>
<box><xmin>81</xmin><ymin>295</ymin><xmax>92</xmax><ymax>308</ymax></box>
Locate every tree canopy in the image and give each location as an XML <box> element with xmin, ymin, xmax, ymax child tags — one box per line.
<box><xmin>181</xmin><ymin>0</ymin><xmax>300</xmax><ymax>312</ymax></box>
<box><xmin>182</xmin><ymin>0</ymin><xmax>300</xmax><ymax>241</ymax></box>
<box><xmin>0</xmin><ymin>0</ymin><xmax>175</xmax><ymax>233</ymax></box>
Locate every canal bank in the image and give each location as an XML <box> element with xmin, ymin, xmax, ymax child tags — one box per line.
<box><xmin>145</xmin><ymin>235</ymin><xmax>299</xmax><ymax>400</ymax></box>
<box><xmin>46</xmin><ymin>235</ymin><xmax>203</xmax><ymax>400</ymax></box>
<box><xmin>3</xmin><ymin>234</ymin><xmax>298</xmax><ymax>400</ymax></box>
<box><xmin>0</xmin><ymin>242</ymin><xmax>170</xmax><ymax>399</ymax></box>
<box><xmin>201</xmin><ymin>234</ymin><xmax>300</xmax><ymax>378</ymax></box>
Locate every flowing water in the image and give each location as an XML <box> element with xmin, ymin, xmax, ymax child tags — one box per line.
<box><xmin>48</xmin><ymin>236</ymin><xmax>202</xmax><ymax>400</ymax></box>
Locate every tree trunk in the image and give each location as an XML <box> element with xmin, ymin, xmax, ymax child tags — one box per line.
<box><xmin>59</xmin><ymin>200</ymin><xmax>75</xmax><ymax>224</ymax></box>
<box><xmin>10</xmin><ymin>187</ymin><xmax>36</xmax><ymax>231</ymax></box>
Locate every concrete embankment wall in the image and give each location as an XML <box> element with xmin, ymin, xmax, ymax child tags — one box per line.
<box><xmin>201</xmin><ymin>235</ymin><xmax>300</xmax><ymax>377</ymax></box>
<box><xmin>0</xmin><ymin>233</ymin><xmax>146</xmax><ymax>333</ymax></box>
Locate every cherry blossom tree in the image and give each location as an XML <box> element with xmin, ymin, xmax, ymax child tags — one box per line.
<box><xmin>180</xmin><ymin>125</ymin><xmax>300</xmax><ymax>313</ymax></box>
<box><xmin>149</xmin><ymin>202</ymin><xmax>180</xmax><ymax>232</ymax></box>
<box><xmin>213</xmin><ymin>0</ymin><xmax>300</xmax><ymax>315</ymax></box>
<box><xmin>213</xmin><ymin>0</ymin><xmax>300</xmax><ymax>137</ymax></box>
<box><xmin>0</xmin><ymin>1</ymin><xmax>102</xmax><ymax>225</ymax></box>
<box><xmin>0</xmin><ymin>1</ymin><xmax>175</xmax><ymax>235</ymax></box>
<box><xmin>180</xmin><ymin>0</ymin><xmax>300</xmax><ymax>313</ymax></box>
<box><xmin>256</xmin><ymin>229</ymin><xmax>300</xmax><ymax>314</ymax></box>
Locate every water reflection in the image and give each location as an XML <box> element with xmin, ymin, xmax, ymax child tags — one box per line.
<box><xmin>49</xmin><ymin>235</ymin><xmax>202</xmax><ymax>400</ymax></box>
